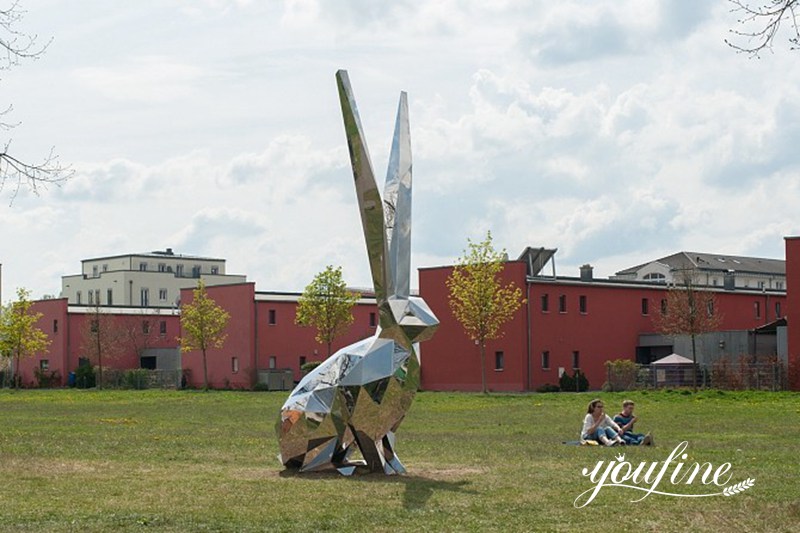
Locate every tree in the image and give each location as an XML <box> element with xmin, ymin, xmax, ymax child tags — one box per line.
<box><xmin>446</xmin><ymin>232</ymin><xmax>524</xmax><ymax>393</ymax></box>
<box><xmin>295</xmin><ymin>265</ymin><xmax>360</xmax><ymax>358</ymax></box>
<box><xmin>0</xmin><ymin>287</ymin><xmax>49</xmax><ymax>387</ymax></box>
<box><xmin>653</xmin><ymin>269</ymin><xmax>723</xmax><ymax>390</ymax></box>
<box><xmin>0</xmin><ymin>2</ymin><xmax>72</xmax><ymax>203</ymax></box>
<box><xmin>178</xmin><ymin>281</ymin><xmax>229</xmax><ymax>390</ymax></box>
<box><xmin>79</xmin><ymin>304</ymin><xmax>124</xmax><ymax>389</ymax></box>
<box><xmin>727</xmin><ymin>0</ymin><xmax>800</xmax><ymax>56</ymax></box>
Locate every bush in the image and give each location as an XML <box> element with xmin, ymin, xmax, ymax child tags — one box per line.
<box><xmin>536</xmin><ymin>383</ymin><xmax>560</xmax><ymax>393</ymax></box>
<box><xmin>75</xmin><ymin>365</ymin><xmax>96</xmax><ymax>389</ymax></box>
<box><xmin>558</xmin><ymin>372</ymin><xmax>574</xmax><ymax>392</ymax></box>
<box><xmin>301</xmin><ymin>361</ymin><xmax>322</xmax><ymax>373</ymax></box>
<box><xmin>124</xmin><ymin>369</ymin><xmax>150</xmax><ymax>390</ymax></box>
<box><xmin>34</xmin><ymin>368</ymin><xmax>61</xmax><ymax>388</ymax></box>
<box><xmin>603</xmin><ymin>359</ymin><xmax>638</xmax><ymax>391</ymax></box>
<box><xmin>559</xmin><ymin>370</ymin><xmax>589</xmax><ymax>392</ymax></box>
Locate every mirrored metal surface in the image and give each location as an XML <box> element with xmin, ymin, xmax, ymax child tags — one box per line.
<box><xmin>276</xmin><ymin>70</ymin><xmax>438</xmax><ymax>474</ymax></box>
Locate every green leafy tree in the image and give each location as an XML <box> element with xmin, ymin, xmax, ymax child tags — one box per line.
<box><xmin>654</xmin><ymin>269</ymin><xmax>723</xmax><ymax>390</ymax></box>
<box><xmin>179</xmin><ymin>281</ymin><xmax>230</xmax><ymax>390</ymax></box>
<box><xmin>295</xmin><ymin>265</ymin><xmax>360</xmax><ymax>357</ymax></box>
<box><xmin>0</xmin><ymin>287</ymin><xmax>50</xmax><ymax>388</ymax></box>
<box><xmin>446</xmin><ymin>232</ymin><xmax>524</xmax><ymax>393</ymax></box>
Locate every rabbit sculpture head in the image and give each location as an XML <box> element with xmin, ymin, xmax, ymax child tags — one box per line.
<box><xmin>275</xmin><ymin>70</ymin><xmax>438</xmax><ymax>475</ymax></box>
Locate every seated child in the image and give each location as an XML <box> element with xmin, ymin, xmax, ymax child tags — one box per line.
<box><xmin>613</xmin><ymin>400</ymin><xmax>652</xmax><ymax>446</ymax></box>
<box><xmin>581</xmin><ymin>398</ymin><xmax>625</xmax><ymax>447</ymax></box>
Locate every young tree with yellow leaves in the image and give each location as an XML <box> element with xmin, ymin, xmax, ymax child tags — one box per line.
<box><xmin>0</xmin><ymin>287</ymin><xmax>50</xmax><ymax>388</ymax></box>
<box><xmin>446</xmin><ymin>232</ymin><xmax>524</xmax><ymax>393</ymax></box>
<box><xmin>179</xmin><ymin>281</ymin><xmax>230</xmax><ymax>390</ymax></box>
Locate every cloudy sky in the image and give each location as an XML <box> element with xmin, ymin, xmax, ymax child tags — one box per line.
<box><xmin>1</xmin><ymin>0</ymin><xmax>799</xmax><ymax>300</ymax></box>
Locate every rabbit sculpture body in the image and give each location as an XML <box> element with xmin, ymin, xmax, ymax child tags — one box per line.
<box><xmin>275</xmin><ymin>70</ymin><xmax>439</xmax><ymax>475</ymax></box>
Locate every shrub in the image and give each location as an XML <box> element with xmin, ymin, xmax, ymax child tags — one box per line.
<box><xmin>559</xmin><ymin>372</ymin><xmax>575</xmax><ymax>392</ymax></box>
<box><xmin>34</xmin><ymin>368</ymin><xmax>61</xmax><ymax>388</ymax></box>
<box><xmin>574</xmin><ymin>369</ymin><xmax>589</xmax><ymax>392</ymax></box>
<box><xmin>75</xmin><ymin>365</ymin><xmax>96</xmax><ymax>388</ymax></box>
<box><xmin>124</xmin><ymin>369</ymin><xmax>150</xmax><ymax>390</ymax></box>
<box><xmin>536</xmin><ymin>383</ymin><xmax>560</xmax><ymax>393</ymax></box>
<box><xmin>603</xmin><ymin>359</ymin><xmax>638</xmax><ymax>391</ymax></box>
<box><xmin>559</xmin><ymin>370</ymin><xmax>589</xmax><ymax>392</ymax></box>
<box><xmin>301</xmin><ymin>361</ymin><xmax>322</xmax><ymax>373</ymax></box>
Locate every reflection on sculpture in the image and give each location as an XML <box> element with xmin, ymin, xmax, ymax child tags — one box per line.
<box><xmin>275</xmin><ymin>70</ymin><xmax>439</xmax><ymax>475</ymax></box>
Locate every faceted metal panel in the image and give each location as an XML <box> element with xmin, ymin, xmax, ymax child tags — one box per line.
<box><xmin>276</xmin><ymin>70</ymin><xmax>439</xmax><ymax>474</ymax></box>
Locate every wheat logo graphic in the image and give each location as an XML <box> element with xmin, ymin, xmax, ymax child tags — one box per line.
<box><xmin>575</xmin><ymin>441</ymin><xmax>756</xmax><ymax>507</ymax></box>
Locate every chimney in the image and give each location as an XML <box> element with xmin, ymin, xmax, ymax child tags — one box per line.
<box><xmin>166</xmin><ymin>248</ymin><xmax>174</xmax><ymax>255</ymax></box>
<box><xmin>580</xmin><ymin>264</ymin><xmax>593</xmax><ymax>282</ymax></box>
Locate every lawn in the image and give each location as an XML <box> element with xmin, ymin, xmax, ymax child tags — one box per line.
<box><xmin>0</xmin><ymin>389</ymin><xmax>797</xmax><ymax>532</ymax></box>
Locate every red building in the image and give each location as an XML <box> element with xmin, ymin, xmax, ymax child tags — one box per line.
<box><xmin>418</xmin><ymin>256</ymin><xmax>790</xmax><ymax>392</ymax></box>
<box><xmin>784</xmin><ymin>237</ymin><xmax>800</xmax><ymax>389</ymax></box>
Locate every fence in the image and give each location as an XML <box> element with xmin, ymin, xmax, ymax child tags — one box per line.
<box><xmin>606</xmin><ymin>358</ymin><xmax>788</xmax><ymax>391</ymax></box>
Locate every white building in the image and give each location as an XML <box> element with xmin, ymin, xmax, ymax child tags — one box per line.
<box><xmin>60</xmin><ymin>248</ymin><xmax>247</xmax><ymax>307</ymax></box>
<box><xmin>612</xmin><ymin>251</ymin><xmax>785</xmax><ymax>290</ymax></box>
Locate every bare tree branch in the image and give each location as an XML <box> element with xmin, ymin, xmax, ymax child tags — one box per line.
<box><xmin>727</xmin><ymin>0</ymin><xmax>800</xmax><ymax>56</ymax></box>
<box><xmin>0</xmin><ymin>1</ymin><xmax>71</xmax><ymax>204</ymax></box>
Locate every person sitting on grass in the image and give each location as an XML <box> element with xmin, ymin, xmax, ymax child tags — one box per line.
<box><xmin>581</xmin><ymin>399</ymin><xmax>625</xmax><ymax>447</ymax></box>
<box><xmin>613</xmin><ymin>399</ymin><xmax>653</xmax><ymax>446</ymax></box>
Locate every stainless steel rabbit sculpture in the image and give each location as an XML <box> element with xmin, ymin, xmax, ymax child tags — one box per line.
<box><xmin>275</xmin><ymin>70</ymin><xmax>439</xmax><ymax>475</ymax></box>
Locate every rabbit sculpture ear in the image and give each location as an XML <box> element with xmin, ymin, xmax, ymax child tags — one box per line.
<box><xmin>336</xmin><ymin>70</ymin><xmax>390</xmax><ymax>305</ymax></box>
<box><xmin>383</xmin><ymin>92</ymin><xmax>412</xmax><ymax>301</ymax></box>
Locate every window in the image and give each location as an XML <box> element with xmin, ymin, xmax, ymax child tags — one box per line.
<box><xmin>268</xmin><ymin>309</ymin><xmax>276</xmax><ymax>325</ymax></box>
<box><xmin>572</xmin><ymin>351</ymin><xmax>580</xmax><ymax>369</ymax></box>
<box><xmin>758</xmin><ymin>281</ymin><xmax>766</xmax><ymax>289</ymax></box>
<box><xmin>160</xmin><ymin>320</ymin><xmax>167</xmax><ymax>335</ymax></box>
<box><xmin>641</xmin><ymin>298</ymin><xmax>649</xmax><ymax>315</ymax></box>
<box><xmin>53</xmin><ymin>319</ymin><xmax>58</xmax><ymax>333</ymax></box>
<box><xmin>159</xmin><ymin>289</ymin><xmax>168</xmax><ymax>301</ymax></box>
<box><xmin>660</xmin><ymin>299</ymin><xmax>667</xmax><ymax>315</ymax></box>
<box><xmin>142</xmin><ymin>321</ymin><xmax>151</xmax><ymax>334</ymax></box>
<box><xmin>706</xmin><ymin>300</ymin><xmax>714</xmax><ymax>317</ymax></box>
<box><xmin>712</xmin><ymin>278</ymin><xmax>719</xmax><ymax>286</ymax></box>
<box><xmin>107</xmin><ymin>289</ymin><xmax>113</xmax><ymax>306</ymax></box>
<box><xmin>776</xmin><ymin>302</ymin><xmax>782</xmax><ymax>319</ymax></box>
<box><xmin>40</xmin><ymin>359</ymin><xmax>49</xmax><ymax>371</ymax></box>
<box><xmin>192</xmin><ymin>265</ymin><xmax>201</xmax><ymax>278</ymax></box>
<box><xmin>495</xmin><ymin>351</ymin><xmax>504</xmax><ymax>371</ymax></box>
<box><xmin>231</xmin><ymin>357</ymin><xmax>239</xmax><ymax>373</ymax></box>
<box><xmin>92</xmin><ymin>265</ymin><xmax>98</xmax><ymax>277</ymax></box>
<box><xmin>88</xmin><ymin>291</ymin><xmax>94</xmax><ymax>305</ymax></box>
<box><xmin>643</xmin><ymin>272</ymin><xmax>666</xmax><ymax>282</ymax></box>
<box><xmin>579</xmin><ymin>295</ymin><xmax>587</xmax><ymax>314</ymax></box>
<box><xmin>558</xmin><ymin>295</ymin><xmax>567</xmax><ymax>313</ymax></box>
<box><xmin>754</xmin><ymin>301</ymin><xmax>761</xmax><ymax>319</ymax></box>
<box><xmin>90</xmin><ymin>319</ymin><xmax>98</xmax><ymax>333</ymax></box>
<box><xmin>541</xmin><ymin>351</ymin><xmax>550</xmax><ymax>370</ymax></box>
<box><xmin>141</xmin><ymin>288</ymin><xmax>149</xmax><ymax>307</ymax></box>
<box><xmin>541</xmin><ymin>294</ymin><xmax>549</xmax><ymax>312</ymax></box>
<box><xmin>139</xmin><ymin>262</ymin><xmax>147</xmax><ymax>271</ymax></box>
<box><xmin>103</xmin><ymin>264</ymin><xmax>108</xmax><ymax>272</ymax></box>
<box><xmin>176</xmin><ymin>264</ymin><xmax>184</xmax><ymax>277</ymax></box>
<box><xmin>269</xmin><ymin>356</ymin><xmax>277</xmax><ymax>369</ymax></box>
<box><xmin>76</xmin><ymin>291</ymin><xmax>81</xmax><ymax>305</ymax></box>
<box><xmin>95</xmin><ymin>290</ymin><xmax>101</xmax><ymax>304</ymax></box>
<box><xmin>369</xmin><ymin>312</ymin><xmax>377</xmax><ymax>327</ymax></box>
<box><xmin>211</xmin><ymin>266</ymin><xmax>219</xmax><ymax>275</ymax></box>
<box><xmin>776</xmin><ymin>281</ymin><xmax>784</xmax><ymax>290</ymax></box>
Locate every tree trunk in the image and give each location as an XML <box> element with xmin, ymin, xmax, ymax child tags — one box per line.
<box><xmin>97</xmin><ymin>333</ymin><xmax>103</xmax><ymax>390</ymax></box>
<box><xmin>327</xmin><ymin>341</ymin><xmax>332</xmax><ymax>358</ymax></box>
<box><xmin>480</xmin><ymin>341</ymin><xmax>487</xmax><ymax>394</ymax></box>
<box><xmin>202</xmin><ymin>348</ymin><xmax>209</xmax><ymax>391</ymax></box>
<box><xmin>13</xmin><ymin>352</ymin><xmax>19</xmax><ymax>389</ymax></box>
<box><xmin>691</xmin><ymin>334</ymin><xmax>698</xmax><ymax>392</ymax></box>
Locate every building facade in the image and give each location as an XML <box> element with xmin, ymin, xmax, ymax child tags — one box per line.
<box><xmin>60</xmin><ymin>249</ymin><xmax>246</xmax><ymax>308</ymax></box>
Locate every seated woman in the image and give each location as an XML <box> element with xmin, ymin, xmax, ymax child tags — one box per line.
<box><xmin>581</xmin><ymin>398</ymin><xmax>625</xmax><ymax>447</ymax></box>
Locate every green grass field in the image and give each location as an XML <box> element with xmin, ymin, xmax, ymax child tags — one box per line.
<box><xmin>0</xmin><ymin>389</ymin><xmax>797</xmax><ymax>532</ymax></box>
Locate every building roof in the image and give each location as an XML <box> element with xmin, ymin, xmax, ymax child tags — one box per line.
<box><xmin>651</xmin><ymin>353</ymin><xmax>694</xmax><ymax>365</ymax></box>
<box><xmin>616</xmin><ymin>251</ymin><xmax>785</xmax><ymax>277</ymax></box>
<box><xmin>81</xmin><ymin>249</ymin><xmax>225</xmax><ymax>263</ymax></box>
